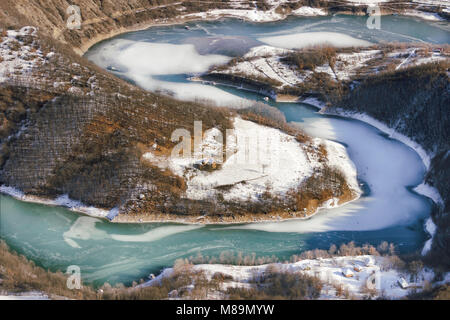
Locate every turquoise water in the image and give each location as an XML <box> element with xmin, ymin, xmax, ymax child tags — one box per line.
<box><xmin>2</xmin><ymin>15</ymin><xmax>448</xmax><ymax>286</ymax></box>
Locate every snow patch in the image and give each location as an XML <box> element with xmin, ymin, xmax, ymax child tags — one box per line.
<box><xmin>292</xmin><ymin>6</ymin><xmax>327</xmax><ymax>16</ymax></box>
<box><xmin>259</xmin><ymin>32</ymin><xmax>372</xmax><ymax>50</ymax></box>
<box><xmin>0</xmin><ymin>186</ymin><xmax>117</xmax><ymax>220</ymax></box>
<box><xmin>422</xmin><ymin>217</ymin><xmax>438</xmax><ymax>255</ymax></box>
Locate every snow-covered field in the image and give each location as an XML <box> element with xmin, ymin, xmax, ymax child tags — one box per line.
<box><xmin>0</xmin><ymin>292</ymin><xmax>49</xmax><ymax>300</ymax></box>
<box><xmin>143</xmin><ymin>117</ymin><xmax>361</xmax><ymax>204</ymax></box>
<box><xmin>318</xmin><ymin>109</ymin><xmax>443</xmax><ymax>255</ymax></box>
<box><xmin>86</xmin><ymin>38</ymin><xmax>255</xmax><ymax>107</ymax></box>
<box><xmin>144</xmin><ymin>255</ymin><xmax>449</xmax><ymax>299</ymax></box>
<box><xmin>0</xmin><ymin>186</ymin><xmax>118</xmax><ymax>220</ymax></box>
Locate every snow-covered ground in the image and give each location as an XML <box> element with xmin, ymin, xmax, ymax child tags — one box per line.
<box><xmin>403</xmin><ymin>9</ymin><xmax>445</xmax><ymax>21</ymax></box>
<box><xmin>0</xmin><ymin>26</ymin><xmax>43</xmax><ymax>83</ymax></box>
<box><xmin>345</xmin><ymin>0</ymin><xmax>390</xmax><ymax>4</ymax></box>
<box><xmin>332</xmin><ymin>50</ymin><xmax>381</xmax><ymax>80</ymax></box>
<box><xmin>143</xmin><ymin>255</ymin><xmax>448</xmax><ymax>299</ymax></box>
<box><xmin>421</xmin><ymin>217</ymin><xmax>438</xmax><ymax>255</ymax></box>
<box><xmin>143</xmin><ymin>117</ymin><xmax>361</xmax><ymax>204</ymax></box>
<box><xmin>0</xmin><ymin>185</ymin><xmax>118</xmax><ymax>220</ymax></box>
<box><xmin>259</xmin><ymin>32</ymin><xmax>372</xmax><ymax>50</ymax></box>
<box><xmin>412</xmin><ymin>0</ymin><xmax>450</xmax><ymax>13</ymax></box>
<box><xmin>312</xmin><ymin>49</ymin><xmax>382</xmax><ymax>81</ymax></box>
<box><xmin>291</xmin><ymin>6</ymin><xmax>327</xmax><ymax>16</ymax></box>
<box><xmin>183</xmin><ymin>5</ymin><xmax>327</xmax><ymax>23</ymax></box>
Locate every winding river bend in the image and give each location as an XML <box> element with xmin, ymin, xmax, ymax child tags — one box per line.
<box><xmin>1</xmin><ymin>15</ymin><xmax>448</xmax><ymax>286</ymax></box>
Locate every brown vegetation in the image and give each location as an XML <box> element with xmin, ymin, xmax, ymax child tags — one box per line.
<box><xmin>281</xmin><ymin>46</ymin><xmax>337</xmax><ymax>71</ymax></box>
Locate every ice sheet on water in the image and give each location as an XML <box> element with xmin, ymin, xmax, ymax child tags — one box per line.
<box><xmin>258</xmin><ymin>32</ymin><xmax>372</xmax><ymax>49</ymax></box>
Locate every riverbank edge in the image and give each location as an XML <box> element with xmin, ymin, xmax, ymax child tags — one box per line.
<box><xmin>1</xmin><ymin>10</ymin><xmax>440</xmax><ymax>225</ymax></box>
<box><xmin>303</xmin><ymin>98</ymin><xmax>443</xmax><ymax>256</ymax></box>
<box><xmin>78</xmin><ymin>7</ymin><xmax>448</xmax><ymax>56</ymax></box>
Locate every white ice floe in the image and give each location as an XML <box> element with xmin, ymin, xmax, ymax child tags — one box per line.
<box><xmin>86</xmin><ymin>39</ymin><xmax>254</xmax><ymax>106</ymax></box>
<box><xmin>0</xmin><ymin>186</ymin><xmax>117</xmax><ymax>219</ymax></box>
<box><xmin>317</xmin><ymin>109</ymin><xmax>443</xmax><ymax>255</ymax></box>
<box><xmin>143</xmin><ymin>117</ymin><xmax>360</xmax><ymax>204</ymax></box>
